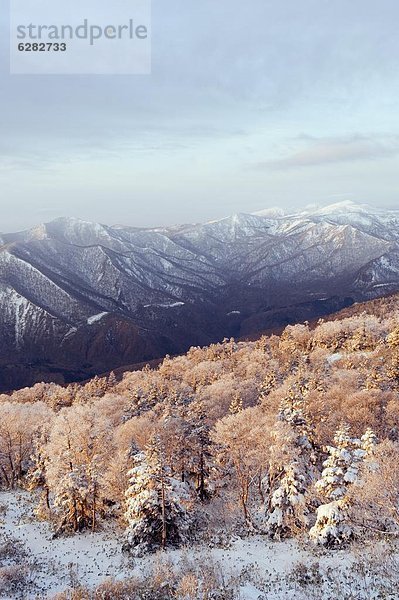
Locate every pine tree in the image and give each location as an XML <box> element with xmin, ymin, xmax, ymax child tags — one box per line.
<box><xmin>53</xmin><ymin>466</ymin><xmax>94</xmax><ymax>534</ymax></box>
<box><xmin>361</xmin><ymin>428</ymin><xmax>378</xmax><ymax>455</ymax></box>
<box><xmin>187</xmin><ymin>401</ymin><xmax>212</xmax><ymax>501</ymax></box>
<box><xmin>266</xmin><ymin>383</ymin><xmax>316</xmax><ymax>538</ymax></box>
<box><xmin>107</xmin><ymin>371</ymin><xmax>117</xmax><ymax>389</ymax></box>
<box><xmin>277</xmin><ymin>383</ymin><xmax>315</xmax><ymax>450</ymax></box>
<box><xmin>267</xmin><ymin>463</ymin><xmax>309</xmax><ymax>538</ymax></box>
<box><xmin>315</xmin><ymin>424</ymin><xmax>365</xmax><ymax>502</ymax></box>
<box><xmin>124</xmin><ymin>436</ymin><xmax>193</xmax><ymax>556</ymax></box>
<box><xmin>310</xmin><ymin>425</ymin><xmax>377</xmax><ymax>546</ymax></box>
<box><xmin>309</xmin><ymin>500</ymin><xmax>352</xmax><ymax>547</ymax></box>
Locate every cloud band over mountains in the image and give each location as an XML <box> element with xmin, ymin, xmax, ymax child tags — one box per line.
<box><xmin>259</xmin><ymin>135</ymin><xmax>399</xmax><ymax>170</ymax></box>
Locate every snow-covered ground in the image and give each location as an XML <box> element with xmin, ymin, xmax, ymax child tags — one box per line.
<box><xmin>0</xmin><ymin>491</ymin><xmax>396</xmax><ymax>599</ymax></box>
<box><xmin>0</xmin><ymin>491</ymin><xmax>126</xmax><ymax>597</ymax></box>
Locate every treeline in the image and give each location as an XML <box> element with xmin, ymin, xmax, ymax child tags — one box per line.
<box><xmin>1</xmin><ymin>297</ymin><xmax>399</xmax><ymax>553</ymax></box>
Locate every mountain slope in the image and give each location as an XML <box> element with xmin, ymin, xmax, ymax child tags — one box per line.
<box><xmin>0</xmin><ymin>201</ymin><xmax>398</xmax><ymax>390</ymax></box>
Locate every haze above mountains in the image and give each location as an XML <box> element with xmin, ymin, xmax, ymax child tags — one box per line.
<box><xmin>1</xmin><ymin>200</ymin><xmax>398</xmax><ymax>391</ymax></box>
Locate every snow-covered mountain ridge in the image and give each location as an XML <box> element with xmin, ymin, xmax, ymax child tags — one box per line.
<box><xmin>1</xmin><ymin>201</ymin><xmax>398</xmax><ymax>390</ymax></box>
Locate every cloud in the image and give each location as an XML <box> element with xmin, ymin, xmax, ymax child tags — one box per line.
<box><xmin>259</xmin><ymin>135</ymin><xmax>399</xmax><ymax>170</ymax></box>
<box><xmin>2</xmin><ymin>0</ymin><xmax>399</xmax><ymax>230</ymax></box>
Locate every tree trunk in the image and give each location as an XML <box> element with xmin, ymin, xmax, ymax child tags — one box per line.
<box><xmin>92</xmin><ymin>487</ymin><xmax>96</xmax><ymax>533</ymax></box>
<box><xmin>161</xmin><ymin>474</ymin><xmax>167</xmax><ymax>550</ymax></box>
<box><xmin>0</xmin><ymin>465</ymin><xmax>10</xmax><ymax>488</ymax></box>
<box><xmin>198</xmin><ymin>449</ymin><xmax>205</xmax><ymax>501</ymax></box>
<box><xmin>257</xmin><ymin>474</ymin><xmax>265</xmax><ymax>504</ymax></box>
<box><xmin>72</xmin><ymin>498</ymin><xmax>78</xmax><ymax>532</ymax></box>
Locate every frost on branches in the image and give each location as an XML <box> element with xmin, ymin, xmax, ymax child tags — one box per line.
<box><xmin>44</xmin><ymin>406</ymin><xmax>112</xmax><ymax>535</ymax></box>
<box><xmin>265</xmin><ymin>382</ymin><xmax>316</xmax><ymax>539</ymax></box>
<box><xmin>310</xmin><ymin>500</ymin><xmax>352</xmax><ymax>547</ymax></box>
<box><xmin>310</xmin><ymin>424</ymin><xmax>377</xmax><ymax>546</ymax></box>
<box><xmin>53</xmin><ymin>466</ymin><xmax>100</xmax><ymax>534</ymax></box>
<box><xmin>124</xmin><ymin>436</ymin><xmax>193</xmax><ymax>556</ymax></box>
<box><xmin>266</xmin><ymin>462</ymin><xmax>309</xmax><ymax>538</ymax></box>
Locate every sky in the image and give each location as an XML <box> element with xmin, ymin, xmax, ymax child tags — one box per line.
<box><xmin>1</xmin><ymin>0</ymin><xmax>399</xmax><ymax>231</ymax></box>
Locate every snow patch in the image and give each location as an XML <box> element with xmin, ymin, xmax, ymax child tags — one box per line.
<box><xmin>239</xmin><ymin>583</ymin><xmax>264</xmax><ymax>599</ymax></box>
<box><xmin>143</xmin><ymin>302</ymin><xmax>185</xmax><ymax>309</ymax></box>
<box><xmin>63</xmin><ymin>327</ymin><xmax>77</xmax><ymax>339</ymax></box>
<box><xmin>87</xmin><ymin>312</ymin><xmax>109</xmax><ymax>325</ymax></box>
<box><xmin>327</xmin><ymin>352</ymin><xmax>343</xmax><ymax>364</ymax></box>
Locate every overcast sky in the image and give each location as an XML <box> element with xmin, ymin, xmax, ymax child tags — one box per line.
<box><xmin>1</xmin><ymin>0</ymin><xmax>399</xmax><ymax>231</ymax></box>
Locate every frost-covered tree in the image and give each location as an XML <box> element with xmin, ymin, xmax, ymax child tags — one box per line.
<box><xmin>186</xmin><ymin>401</ymin><xmax>212</xmax><ymax>501</ymax></box>
<box><xmin>310</xmin><ymin>500</ymin><xmax>352</xmax><ymax>547</ymax></box>
<box><xmin>347</xmin><ymin>440</ymin><xmax>399</xmax><ymax>534</ymax></box>
<box><xmin>386</xmin><ymin>350</ymin><xmax>399</xmax><ymax>390</ymax></box>
<box><xmin>0</xmin><ymin>402</ymin><xmax>51</xmax><ymax>489</ymax></box>
<box><xmin>310</xmin><ymin>424</ymin><xmax>377</xmax><ymax>546</ymax></box>
<box><xmin>107</xmin><ymin>371</ymin><xmax>117</xmax><ymax>389</ymax></box>
<box><xmin>265</xmin><ymin>383</ymin><xmax>316</xmax><ymax>538</ymax></box>
<box><xmin>267</xmin><ymin>461</ymin><xmax>309</xmax><ymax>538</ymax></box>
<box><xmin>27</xmin><ymin>427</ymin><xmax>52</xmax><ymax>519</ymax></box>
<box><xmin>361</xmin><ymin>428</ymin><xmax>378</xmax><ymax>455</ymax></box>
<box><xmin>213</xmin><ymin>406</ymin><xmax>272</xmax><ymax>530</ymax></box>
<box><xmin>53</xmin><ymin>465</ymin><xmax>99</xmax><ymax>533</ymax></box>
<box><xmin>347</xmin><ymin>321</ymin><xmax>375</xmax><ymax>352</ymax></box>
<box><xmin>124</xmin><ymin>436</ymin><xmax>193</xmax><ymax>556</ymax></box>
<box><xmin>314</xmin><ymin>425</ymin><xmax>365</xmax><ymax>502</ymax></box>
<box><xmin>277</xmin><ymin>382</ymin><xmax>315</xmax><ymax>451</ymax></box>
<box><xmin>45</xmin><ymin>406</ymin><xmax>113</xmax><ymax>534</ymax></box>
<box><xmin>84</xmin><ymin>375</ymin><xmax>108</xmax><ymax>398</ymax></box>
<box><xmin>387</xmin><ymin>325</ymin><xmax>399</xmax><ymax>349</ymax></box>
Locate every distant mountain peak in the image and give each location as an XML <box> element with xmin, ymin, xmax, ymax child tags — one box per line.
<box><xmin>0</xmin><ymin>202</ymin><xmax>398</xmax><ymax>391</ymax></box>
<box><xmin>304</xmin><ymin>200</ymin><xmax>370</xmax><ymax>215</ymax></box>
<box><xmin>251</xmin><ymin>207</ymin><xmax>286</xmax><ymax>218</ymax></box>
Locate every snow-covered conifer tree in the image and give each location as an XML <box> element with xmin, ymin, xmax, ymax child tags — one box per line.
<box><xmin>124</xmin><ymin>436</ymin><xmax>193</xmax><ymax>556</ymax></box>
<box><xmin>310</xmin><ymin>424</ymin><xmax>377</xmax><ymax>546</ymax></box>
<box><xmin>277</xmin><ymin>383</ymin><xmax>315</xmax><ymax>450</ymax></box>
<box><xmin>310</xmin><ymin>500</ymin><xmax>352</xmax><ymax>547</ymax></box>
<box><xmin>361</xmin><ymin>428</ymin><xmax>378</xmax><ymax>455</ymax></box>
<box><xmin>267</xmin><ymin>463</ymin><xmax>309</xmax><ymax>538</ymax></box>
<box><xmin>266</xmin><ymin>382</ymin><xmax>316</xmax><ymax>538</ymax></box>
<box><xmin>314</xmin><ymin>424</ymin><xmax>365</xmax><ymax>502</ymax></box>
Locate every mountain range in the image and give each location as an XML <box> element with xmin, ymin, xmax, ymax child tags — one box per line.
<box><xmin>1</xmin><ymin>200</ymin><xmax>398</xmax><ymax>390</ymax></box>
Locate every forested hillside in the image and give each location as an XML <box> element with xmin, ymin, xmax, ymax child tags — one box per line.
<box><xmin>2</xmin><ymin>293</ymin><xmax>399</xmax><ymax>597</ymax></box>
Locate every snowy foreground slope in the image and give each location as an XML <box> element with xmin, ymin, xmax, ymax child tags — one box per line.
<box><xmin>1</xmin><ymin>201</ymin><xmax>399</xmax><ymax>390</ymax></box>
<box><xmin>1</xmin><ymin>491</ymin><xmax>398</xmax><ymax>599</ymax></box>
